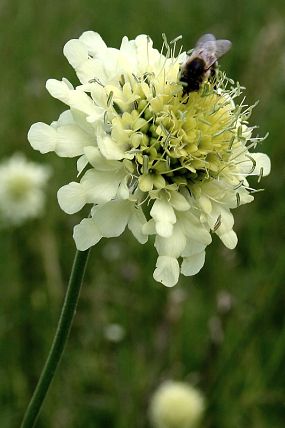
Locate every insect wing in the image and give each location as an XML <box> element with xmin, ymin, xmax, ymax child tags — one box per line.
<box><xmin>195</xmin><ymin>33</ymin><xmax>216</xmax><ymax>47</ymax></box>
<box><xmin>185</xmin><ymin>34</ymin><xmax>232</xmax><ymax>69</ymax></box>
<box><xmin>197</xmin><ymin>35</ymin><xmax>232</xmax><ymax>68</ymax></box>
<box><xmin>214</xmin><ymin>39</ymin><xmax>232</xmax><ymax>59</ymax></box>
<box><xmin>193</xmin><ymin>34</ymin><xmax>218</xmax><ymax>68</ymax></box>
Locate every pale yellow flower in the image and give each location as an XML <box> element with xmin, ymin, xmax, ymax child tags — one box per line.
<box><xmin>149</xmin><ymin>381</ymin><xmax>205</xmax><ymax>428</ymax></box>
<box><xmin>28</xmin><ymin>32</ymin><xmax>270</xmax><ymax>286</ymax></box>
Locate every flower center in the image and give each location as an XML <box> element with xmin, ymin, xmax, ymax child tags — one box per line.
<box><xmin>106</xmin><ymin>70</ymin><xmax>241</xmax><ymax>194</ymax></box>
<box><xmin>7</xmin><ymin>176</ymin><xmax>32</xmax><ymax>200</ymax></box>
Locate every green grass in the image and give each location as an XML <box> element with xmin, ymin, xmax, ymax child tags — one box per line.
<box><xmin>0</xmin><ymin>0</ymin><xmax>285</xmax><ymax>426</ymax></box>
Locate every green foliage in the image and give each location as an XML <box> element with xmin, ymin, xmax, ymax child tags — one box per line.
<box><xmin>0</xmin><ymin>0</ymin><xmax>285</xmax><ymax>426</ymax></box>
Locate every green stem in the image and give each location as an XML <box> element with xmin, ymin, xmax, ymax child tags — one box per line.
<box><xmin>20</xmin><ymin>248</ymin><xmax>90</xmax><ymax>428</ymax></box>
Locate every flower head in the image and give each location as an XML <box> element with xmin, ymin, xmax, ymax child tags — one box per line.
<box><xmin>28</xmin><ymin>32</ymin><xmax>270</xmax><ymax>286</ymax></box>
<box><xmin>149</xmin><ymin>380</ymin><xmax>205</xmax><ymax>428</ymax></box>
<box><xmin>0</xmin><ymin>153</ymin><xmax>50</xmax><ymax>225</ymax></box>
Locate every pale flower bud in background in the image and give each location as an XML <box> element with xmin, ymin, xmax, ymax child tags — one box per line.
<box><xmin>103</xmin><ymin>323</ymin><xmax>125</xmax><ymax>343</ymax></box>
<box><xmin>149</xmin><ymin>380</ymin><xmax>205</xmax><ymax>428</ymax></box>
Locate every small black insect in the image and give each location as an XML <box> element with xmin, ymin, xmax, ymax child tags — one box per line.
<box><xmin>180</xmin><ymin>33</ymin><xmax>232</xmax><ymax>94</ymax></box>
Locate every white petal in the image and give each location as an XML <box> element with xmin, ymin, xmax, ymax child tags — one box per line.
<box><xmin>28</xmin><ymin>120</ymin><xmax>94</xmax><ymax>158</ymax></box>
<box><xmin>238</xmin><ymin>187</ymin><xmax>254</xmax><ymax>205</ymax></box>
<box><xmin>142</xmin><ymin>219</ymin><xmax>156</xmax><ymax>235</ymax></box>
<box><xmin>46</xmin><ymin>79</ymin><xmax>70</xmax><ymax>102</ymax></box>
<box><xmin>28</xmin><ymin>122</ymin><xmax>57</xmax><ymax>153</ymax></box>
<box><xmin>150</xmin><ymin>199</ymin><xmax>176</xmax><ymax>238</ymax></box>
<box><xmin>79</xmin><ymin>31</ymin><xmax>107</xmax><ymax>56</ymax></box>
<box><xmin>63</xmin><ymin>39</ymin><xmax>88</xmax><ymax>69</ymax></box>
<box><xmin>154</xmin><ymin>225</ymin><xmax>186</xmax><ymax>258</ymax></box>
<box><xmin>57</xmin><ymin>182</ymin><xmax>87</xmax><ymax>214</ymax></box>
<box><xmin>84</xmin><ymin>146</ymin><xmax>121</xmax><ymax>171</ymax></box>
<box><xmin>46</xmin><ymin>79</ymin><xmax>97</xmax><ymax>116</ymax></box>
<box><xmin>56</xmin><ymin>110</ymin><xmax>74</xmax><ymax>126</ymax></box>
<box><xmin>252</xmin><ymin>153</ymin><xmax>271</xmax><ymax>176</ymax></box>
<box><xmin>240</xmin><ymin>153</ymin><xmax>271</xmax><ymax>176</ymax></box>
<box><xmin>77</xmin><ymin>155</ymin><xmax>88</xmax><ymax>175</ymax></box>
<box><xmin>178</xmin><ymin>212</ymin><xmax>212</xmax><ymax>245</ymax></box>
<box><xmin>73</xmin><ymin>218</ymin><xmax>102</xmax><ymax>250</ymax></box>
<box><xmin>199</xmin><ymin>195</ymin><xmax>212</xmax><ymax>214</ymax></box>
<box><xmin>170</xmin><ymin>191</ymin><xmax>190</xmax><ymax>211</ymax></box>
<box><xmin>97</xmin><ymin>134</ymin><xmax>125</xmax><ymax>160</ymax></box>
<box><xmin>155</xmin><ymin>221</ymin><xmax>174</xmax><ymax>238</ymax></box>
<box><xmin>93</xmin><ymin>200</ymin><xmax>130</xmax><ymax>237</ymax></box>
<box><xmin>56</xmin><ymin>125</ymin><xmax>94</xmax><ymax>157</ymax></box>
<box><xmin>128</xmin><ymin>207</ymin><xmax>148</xmax><ymax>244</ymax></box>
<box><xmin>181</xmin><ymin>240</ymin><xmax>206</xmax><ymax>257</ymax></box>
<box><xmin>212</xmin><ymin>208</ymin><xmax>234</xmax><ymax>234</ymax></box>
<box><xmin>219</xmin><ymin>230</ymin><xmax>238</xmax><ymax>249</ymax></box>
<box><xmin>181</xmin><ymin>251</ymin><xmax>206</xmax><ymax>276</ymax></box>
<box><xmin>153</xmin><ymin>256</ymin><xmax>180</xmax><ymax>287</ymax></box>
<box><xmin>117</xmin><ymin>176</ymin><xmax>130</xmax><ymax>199</ymax></box>
<box><xmin>71</xmin><ymin>109</ymin><xmax>97</xmax><ymax>134</ymax></box>
<box><xmin>81</xmin><ymin>169</ymin><xmax>123</xmax><ymax>204</ymax></box>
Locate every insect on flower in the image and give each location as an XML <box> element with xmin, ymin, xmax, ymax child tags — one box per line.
<box><xmin>180</xmin><ymin>33</ymin><xmax>232</xmax><ymax>93</ymax></box>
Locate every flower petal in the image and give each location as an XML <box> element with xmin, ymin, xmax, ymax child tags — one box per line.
<box><xmin>154</xmin><ymin>225</ymin><xmax>186</xmax><ymax>258</ymax></box>
<box><xmin>79</xmin><ymin>31</ymin><xmax>107</xmax><ymax>56</ymax></box>
<box><xmin>73</xmin><ymin>218</ymin><xmax>102</xmax><ymax>250</ymax></box>
<box><xmin>55</xmin><ymin>124</ymin><xmax>94</xmax><ymax>157</ymax></box>
<box><xmin>150</xmin><ymin>198</ymin><xmax>176</xmax><ymax>238</ymax></box>
<box><xmin>181</xmin><ymin>240</ymin><xmax>206</xmax><ymax>257</ymax></box>
<box><xmin>28</xmin><ymin>122</ymin><xmax>57</xmax><ymax>154</ymax></box>
<box><xmin>77</xmin><ymin>155</ymin><xmax>88</xmax><ymax>175</ymax></box>
<box><xmin>178</xmin><ymin>212</ymin><xmax>212</xmax><ymax>245</ymax></box>
<box><xmin>219</xmin><ymin>230</ymin><xmax>238</xmax><ymax>249</ymax></box>
<box><xmin>81</xmin><ymin>169</ymin><xmax>124</xmax><ymax>204</ymax></box>
<box><xmin>63</xmin><ymin>39</ymin><xmax>88</xmax><ymax>69</ymax></box>
<box><xmin>181</xmin><ymin>251</ymin><xmax>206</xmax><ymax>276</ymax></box>
<box><xmin>46</xmin><ymin>79</ymin><xmax>98</xmax><ymax>117</ymax></box>
<box><xmin>142</xmin><ymin>219</ymin><xmax>156</xmax><ymax>235</ymax></box>
<box><xmin>170</xmin><ymin>191</ymin><xmax>190</xmax><ymax>211</ymax></box>
<box><xmin>128</xmin><ymin>206</ymin><xmax>148</xmax><ymax>244</ymax></box>
<box><xmin>93</xmin><ymin>200</ymin><xmax>130</xmax><ymax>237</ymax></box>
<box><xmin>97</xmin><ymin>134</ymin><xmax>125</xmax><ymax>160</ymax></box>
<box><xmin>241</xmin><ymin>153</ymin><xmax>271</xmax><ymax>177</ymax></box>
<box><xmin>153</xmin><ymin>256</ymin><xmax>180</xmax><ymax>287</ymax></box>
<box><xmin>57</xmin><ymin>182</ymin><xmax>87</xmax><ymax>214</ymax></box>
<box><xmin>84</xmin><ymin>146</ymin><xmax>121</xmax><ymax>171</ymax></box>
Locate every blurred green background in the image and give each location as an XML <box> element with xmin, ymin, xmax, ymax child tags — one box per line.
<box><xmin>0</xmin><ymin>0</ymin><xmax>285</xmax><ymax>426</ymax></box>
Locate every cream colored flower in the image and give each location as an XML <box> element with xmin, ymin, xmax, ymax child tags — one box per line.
<box><xmin>0</xmin><ymin>153</ymin><xmax>50</xmax><ymax>225</ymax></box>
<box><xmin>28</xmin><ymin>32</ymin><xmax>270</xmax><ymax>286</ymax></box>
<box><xmin>149</xmin><ymin>381</ymin><xmax>205</xmax><ymax>428</ymax></box>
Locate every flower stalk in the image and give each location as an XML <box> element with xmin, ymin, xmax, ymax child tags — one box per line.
<box><xmin>20</xmin><ymin>248</ymin><xmax>90</xmax><ymax>428</ymax></box>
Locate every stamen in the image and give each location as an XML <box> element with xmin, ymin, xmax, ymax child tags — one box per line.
<box><xmin>162</xmin><ymin>33</ymin><xmax>170</xmax><ymax>58</ymax></box>
<box><xmin>143</xmin><ymin>155</ymin><xmax>149</xmax><ymax>174</ymax></box>
<box><xmin>258</xmin><ymin>167</ymin><xmax>263</xmax><ymax>183</ymax></box>
<box><xmin>213</xmin><ymin>214</ymin><xmax>222</xmax><ymax>231</ymax></box>
<box><xmin>107</xmin><ymin>91</ymin><xmax>113</xmax><ymax>107</ymax></box>
<box><xmin>88</xmin><ymin>77</ymin><xmax>104</xmax><ymax>87</ymax></box>
<box><xmin>236</xmin><ymin>192</ymin><xmax>240</xmax><ymax>207</ymax></box>
<box><xmin>120</xmin><ymin>74</ymin><xmax>126</xmax><ymax>87</ymax></box>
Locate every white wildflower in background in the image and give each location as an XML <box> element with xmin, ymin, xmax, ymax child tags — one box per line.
<box><xmin>149</xmin><ymin>380</ymin><xmax>205</xmax><ymax>428</ymax></box>
<box><xmin>28</xmin><ymin>32</ymin><xmax>270</xmax><ymax>286</ymax></box>
<box><xmin>0</xmin><ymin>153</ymin><xmax>50</xmax><ymax>225</ymax></box>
